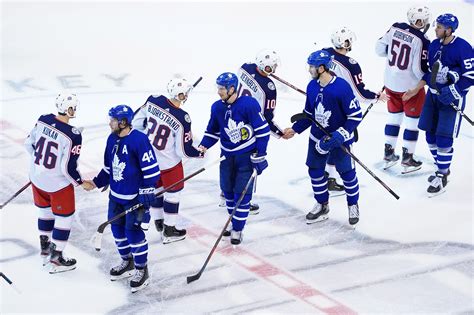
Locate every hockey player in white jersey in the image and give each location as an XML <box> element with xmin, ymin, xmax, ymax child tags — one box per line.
<box><xmin>324</xmin><ymin>27</ymin><xmax>387</xmax><ymax>195</ymax></box>
<box><xmin>375</xmin><ymin>6</ymin><xmax>431</xmax><ymax>173</ymax></box>
<box><xmin>132</xmin><ymin>78</ymin><xmax>203</xmax><ymax>243</ymax></box>
<box><xmin>24</xmin><ymin>92</ymin><xmax>92</xmax><ymax>273</ymax></box>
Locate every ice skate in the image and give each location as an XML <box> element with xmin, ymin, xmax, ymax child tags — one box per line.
<box><xmin>383</xmin><ymin>144</ymin><xmax>399</xmax><ymax>170</ymax></box>
<box><xmin>154</xmin><ymin>219</ymin><xmax>164</xmax><ymax>233</ymax></box>
<box><xmin>110</xmin><ymin>257</ymin><xmax>134</xmax><ymax>281</ymax></box>
<box><xmin>348</xmin><ymin>204</ymin><xmax>359</xmax><ymax>225</ymax></box>
<box><xmin>401</xmin><ymin>147</ymin><xmax>422</xmax><ymax>174</ymax></box>
<box><xmin>428</xmin><ymin>169</ymin><xmax>450</xmax><ymax>183</ymax></box>
<box><xmin>130</xmin><ymin>266</ymin><xmax>150</xmax><ymax>293</ymax></box>
<box><xmin>249</xmin><ymin>202</ymin><xmax>260</xmax><ymax>215</ymax></box>
<box><xmin>427</xmin><ymin>171</ymin><xmax>448</xmax><ymax>197</ymax></box>
<box><xmin>306</xmin><ymin>202</ymin><xmax>329</xmax><ymax>224</ymax></box>
<box><xmin>163</xmin><ymin>224</ymin><xmax>186</xmax><ymax>244</ymax></box>
<box><xmin>48</xmin><ymin>243</ymin><xmax>77</xmax><ymax>274</ymax></box>
<box><xmin>230</xmin><ymin>230</ymin><xmax>243</xmax><ymax>245</ymax></box>
<box><xmin>40</xmin><ymin>235</ymin><xmax>51</xmax><ymax>266</ymax></box>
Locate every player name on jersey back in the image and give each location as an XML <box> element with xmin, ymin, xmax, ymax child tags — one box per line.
<box><xmin>146</xmin><ymin>102</ymin><xmax>180</xmax><ymax>132</ymax></box>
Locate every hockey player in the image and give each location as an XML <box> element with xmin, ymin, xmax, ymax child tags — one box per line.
<box><xmin>324</xmin><ymin>27</ymin><xmax>387</xmax><ymax>194</ymax></box>
<box><xmin>226</xmin><ymin>49</ymin><xmax>283</xmax><ymax>213</ymax></box>
<box><xmin>132</xmin><ymin>78</ymin><xmax>203</xmax><ymax>243</ymax></box>
<box><xmin>375</xmin><ymin>6</ymin><xmax>431</xmax><ymax>173</ymax></box>
<box><xmin>284</xmin><ymin>50</ymin><xmax>362</xmax><ymax>225</ymax></box>
<box><xmin>199</xmin><ymin>72</ymin><xmax>270</xmax><ymax>245</ymax></box>
<box><xmin>24</xmin><ymin>92</ymin><xmax>92</xmax><ymax>273</ymax></box>
<box><xmin>85</xmin><ymin>105</ymin><xmax>160</xmax><ymax>292</ymax></box>
<box><xmin>403</xmin><ymin>13</ymin><xmax>473</xmax><ymax>196</ymax></box>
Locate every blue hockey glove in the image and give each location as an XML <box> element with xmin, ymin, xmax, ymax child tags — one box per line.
<box><xmin>447</xmin><ymin>70</ymin><xmax>460</xmax><ymax>84</ymax></box>
<box><xmin>319</xmin><ymin>127</ymin><xmax>349</xmax><ymax>151</ymax></box>
<box><xmin>134</xmin><ymin>206</ymin><xmax>150</xmax><ymax>231</ymax></box>
<box><xmin>138</xmin><ymin>187</ymin><xmax>155</xmax><ymax>208</ymax></box>
<box><xmin>314</xmin><ymin>139</ymin><xmax>329</xmax><ymax>155</ymax></box>
<box><xmin>250</xmin><ymin>153</ymin><xmax>268</xmax><ymax>175</ymax></box>
<box><xmin>439</xmin><ymin>84</ymin><xmax>461</xmax><ymax>106</ymax></box>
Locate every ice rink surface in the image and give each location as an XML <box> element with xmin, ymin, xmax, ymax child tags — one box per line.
<box><xmin>1</xmin><ymin>0</ymin><xmax>473</xmax><ymax>313</ymax></box>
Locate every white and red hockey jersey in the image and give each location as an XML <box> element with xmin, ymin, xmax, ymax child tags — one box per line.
<box><xmin>24</xmin><ymin>114</ymin><xmax>83</xmax><ymax>192</ymax></box>
<box><xmin>375</xmin><ymin>22</ymin><xmax>430</xmax><ymax>92</ymax></box>
<box><xmin>132</xmin><ymin>95</ymin><xmax>202</xmax><ymax>170</ymax></box>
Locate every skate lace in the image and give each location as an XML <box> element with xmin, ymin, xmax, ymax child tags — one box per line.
<box><xmin>113</xmin><ymin>260</ymin><xmax>130</xmax><ymax>272</ymax></box>
<box><xmin>131</xmin><ymin>269</ymin><xmax>145</xmax><ymax>282</ymax></box>
<box><xmin>349</xmin><ymin>205</ymin><xmax>359</xmax><ymax>218</ymax></box>
<box><xmin>430</xmin><ymin>175</ymin><xmax>443</xmax><ymax>188</ymax></box>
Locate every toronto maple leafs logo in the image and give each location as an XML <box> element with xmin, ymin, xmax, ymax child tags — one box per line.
<box><xmin>225</xmin><ymin>118</ymin><xmax>246</xmax><ymax>144</ymax></box>
<box><xmin>112</xmin><ymin>154</ymin><xmax>126</xmax><ymax>182</ymax></box>
<box><xmin>314</xmin><ymin>98</ymin><xmax>331</xmax><ymax>128</ymax></box>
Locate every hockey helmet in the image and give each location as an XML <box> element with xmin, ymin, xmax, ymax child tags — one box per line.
<box><xmin>407</xmin><ymin>6</ymin><xmax>431</xmax><ymax>28</ymax></box>
<box><xmin>331</xmin><ymin>27</ymin><xmax>356</xmax><ymax>50</ymax></box>
<box><xmin>436</xmin><ymin>13</ymin><xmax>459</xmax><ymax>32</ymax></box>
<box><xmin>255</xmin><ymin>49</ymin><xmax>280</xmax><ymax>75</ymax></box>
<box><xmin>108</xmin><ymin>105</ymin><xmax>134</xmax><ymax>125</ymax></box>
<box><xmin>55</xmin><ymin>92</ymin><xmax>79</xmax><ymax>118</ymax></box>
<box><xmin>216</xmin><ymin>72</ymin><xmax>239</xmax><ymax>92</ymax></box>
<box><xmin>307</xmin><ymin>50</ymin><xmax>333</xmax><ymax>69</ymax></box>
<box><xmin>167</xmin><ymin>78</ymin><xmax>192</xmax><ymax>101</ymax></box>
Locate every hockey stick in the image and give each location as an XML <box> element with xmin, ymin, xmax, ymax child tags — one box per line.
<box><xmin>92</xmin><ymin>155</ymin><xmax>225</xmax><ymax>251</ymax></box>
<box><xmin>430</xmin><ymin>61</ymin><xmax>474</xmax><ymax>126</ymax></box>
<box><xmin>291</xmin><ymin>112</ymin><xmax>400</xmax><ymax>200</ymax></box>
<box><xmin>0</xmin><ymin>272</ymin><xmax>21</xmax><ymax>294</ymax></box>
<box><xmin>0</xmin><ymin>182</ymin><xmax>31</xmax><ymax>210</ymax></box>
<box><xmin>187</xmin><ymin>169</ymin><xmax>258</xmax><ymax>284</ymax></box>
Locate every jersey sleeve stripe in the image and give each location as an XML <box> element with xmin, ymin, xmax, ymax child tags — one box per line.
<box><xmin>204</xmin><ymin>132</ymin><xmax>220</xmax><ymax>140</ymax></box>
<box><xmin>143</xmin><ymin>170</ymin><xmax>160</xmax><ymax>179</ymax></box>
<box><xmin>142</xmin><ymin>162</ymin><xmax>159</xmax><ymax>171</ymax></box>
<box><xmin>255</xmin><ymin>131</ymin><xmax>271</xmax><ymax>138</ymax></box>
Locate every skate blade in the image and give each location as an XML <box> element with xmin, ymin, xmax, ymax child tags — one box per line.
<box><xmin>401</xmin><ymin>165</ymin><xmax>422</xmax><ymax>174</ymax></box>
<box><xmin>329</xmin><ymin>190</ymin><xmax>346</xmax><ymax>197</ymax></box>
<box><xmin>218</xmin><ymin>202</ymin><xmax>226</xmax><ymax>207</ymax></box>
<box><xmin>306</xmin><ymin>214</ymin><xmax>329</xmax><ymax>225</ymax></box>
<box><xmin>131</xmin><ymin>279</ymin><xmax>150</xmax><ymax>293</ymax></box>
<box><xmin>383</xmin><ymin>160</ymin><xmax>398</xmax><ymax>170</ymax></box>
<box><xmin>428</xmin><ymin>189</ymin><xmax>446</xmax><ymax>198</ymax></box>
<box><xmin>49</xmin><ymin>265</ymin><xmax>77</xmax><ymax>274</ymax></box>
<box><xmin>110</xmin><ymin>270</ymin><xmax>134</xmax><ymax>281</ymax></box>
<box><xmin>163</xmin><ymin>235</ymin><xmax>186</xmax><ymax>244</ymax></box>
<box><xmin>249</xmin><ymin>209</ymin><xmax>260</xmax><ymax>215</ymax></box>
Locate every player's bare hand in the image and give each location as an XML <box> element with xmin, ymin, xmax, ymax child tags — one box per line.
<box><xmin>402</xmin><ymin>89</ymin><xmax>418</xmax><ymax>101</ymax></box>
<box><xmin>377</xmin><ymin>90</ymin><xmax>389</xmax><ymax>102</ymax></box>
<box><xmin>198</xmin><ymin>145</ymin><xmax>207</xmax><ymax>153</ymax></box>
<box><xmin>282</xmin><ymin>128</ymin><xmax>295</xmax><ymax>139</ymax></box>
<box><xmin>81</xmin><ymin>180</ymin><xmax>96</xmax><ymax>191</ymax></box>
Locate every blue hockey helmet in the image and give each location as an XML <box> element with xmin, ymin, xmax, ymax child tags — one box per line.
<box><xmin>109</xmin><ymin>104</ymin><xmax>134</xmax><ymax>125</ymax></box>
<box><xmin>436</xmin><ymin>13</ymin><xmax>459</xmax><ymax>32</ymax></box>
<box><xmin>307</xmin><ymin>50</ymin><xmax>333</xmax><ymax>69</ymax></box>
<box><xmin>216</xmin><ymin>72</ymin><xmax>239</xmax><ymax>91</ymax></box>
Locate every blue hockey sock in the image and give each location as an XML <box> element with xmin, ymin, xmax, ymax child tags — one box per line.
<box><xmin>308</xmin><ymin>168</ymin><xmax>329</xmax><ymax>204</ymax></box>
<box><xmin>231</xmin><ymin>193</ymin><xmax>251</xmax><ymax>232</ymax></box>
<box><xmin>125</xmin><ymin>229</ymin><xmax>148</xmax><ymax>269</ymax></box>
<box><xmin>111</xmin><ymin>224</ymin><xmax>131</xmax><ymax>259</ymax></box>
<box><xmin>340</xmin><ymin>169</ymin><xmax>359</xmax><ymax>206</ymax></box>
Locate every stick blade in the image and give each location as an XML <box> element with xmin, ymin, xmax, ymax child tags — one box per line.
<box><xmin>290</xmin><ymin>112</ymin><xmax>309</xmax><ymax>123</ymax></box>
<box><xmin>186</xmin><ymin>273</ymin><xmax>201</xmax><ymax>284</ymax></box>
<box><xmin>91</xmin><ymin>231</ymin><xmax>104</xmax><ymax>251</ymax></box>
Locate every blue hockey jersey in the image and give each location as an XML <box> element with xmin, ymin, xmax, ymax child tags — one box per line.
<box><xmin>324</xmin><ymin>47</ymin><xmax>378</xmax><ymax>105</ymax></box>
<box><xmin>423</xmin><ymin>36</ymin><xmax>474</xmax><ymax>96</ymax></box>
<box><xmin>93</xmin><ymin>129</ymin><xmax>161</xmax><ymax>204</ymax></box>
<box><xmin>292</xmin><ymin>76</ymin><xmax>362</xmax><ymax>144</ymax></box>
<box><xmin>237</xmin><ymin>63</ymin><xmax>284</xmax><ymax>137</ymax></box>
<box><xmin>200</xmin><ymin>95</ymin><xmax>270</xmax><ymax>156</ymax></box>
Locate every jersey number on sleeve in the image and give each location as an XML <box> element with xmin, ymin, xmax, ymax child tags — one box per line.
<box><xmin>388</xmin><ymin>39</ymin><xmax>411</xmax><ymax>70</ymax></box>
<box><xmin>146</xmin><ymin>117</ymin><xmax>171</xmax><ymax>150</ymax></box>
<box><xmin>34</xmin><ymin>136</ymin><xmax>58</xmax><ymax>169</ymax></box>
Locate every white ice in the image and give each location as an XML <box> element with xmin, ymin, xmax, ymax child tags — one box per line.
<box><xmin>1</xmin><ymin>1</ymin><xmax>473</xmax><ymax>314</ymax></box>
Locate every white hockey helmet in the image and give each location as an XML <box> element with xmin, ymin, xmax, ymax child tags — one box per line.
<box><xmin>331</xmin><ymin>27</ymin><xmax>356</xmax><ymax>50</ymax></box>
<box><xmin>255</xmin><ymin>49</ymin><xmax>280</xmax><ymax>75</ymax></box>
<box><xmin>167</xmin><ymin>78</ymin><xmax>192</xmax><ymax>101</ymax></box>
<box><xmin>407</xmin><ymin>6</ymin><xmax>431</xmax><ymax>28</ymax></box>
<box><xmin>55</xmin><ymin>92</ymin><xmax>79</xmax><ymax>118</ymax></box>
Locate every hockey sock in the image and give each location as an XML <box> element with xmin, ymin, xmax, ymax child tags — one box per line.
<box><xmin>125</xmin><ymin>229</ymin><xmax>148</xmax><ymax>269</ymax></box>
<box><xmin>308</xmin><ymin>168</ymin><xmax>329</xmax><ymax>204</ymax></box>
<box><xmin>51</xmin><ymin>214</ymin><xmax>73</xmax><ymax>251</ymax></box>
<box><xmin>340</xmin><ymin>169</ymin><xmax>359</xmax><ymax>206</ymax></box>
<box><xmin>111</xmin><ymin>224</ymin><xmax>131</xmax><ymax>259</ymax></box>
<box><xmin>402</xmin><ymin>116</ymin><xmax>420</xmax><ymax>154</ymax></box>
<box><xmin>224</xmin><ymin>191</ymin><xmax>235</xmax><ymax>216</ymax></box>
<box><xmin>426</xmin><ymin>132</ymin><xmax>437</xmax><ymax>163</ymax></box>
<box><xmin>150</xmin><ymin>196</ymin><xmax>164</xmax><ymax>220</ymax></box>
<box><xmin>163</xmin><ymin>191</ymin><xmax>180</xmax><ymax>226</ymax></box>
<box><xmin>38</xmin><ymin>207</ymin><xmax>54</xmax><ymax>239</ymax></box>
<box><xmin>384</xmin><ymin>112</ymin><xmax>403</xmax><ymax>148</ymax></box>
<box><xmin>231</xmin><ymin>193</ymin><xmax>251</xmax><ymax>232</ymax></box>
<box><xmin>436</xmin><ymin>135</ymin><xmax>454</xmax><ymax>174</ymax></box>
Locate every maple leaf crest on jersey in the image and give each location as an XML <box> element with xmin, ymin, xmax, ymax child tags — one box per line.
<box><xmin>112</xmin><ymin>154</ymin><xmax>126</xmax><ymax>182</ymax></box>
<box><xmin>314</xmin><ymin>102</ymin><xmax>331</xmax><ymax>128</ymax></box>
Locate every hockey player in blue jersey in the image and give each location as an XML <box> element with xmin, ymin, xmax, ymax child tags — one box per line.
<box><xmin>284</xmin><ymin>50</ymin><xmax>362</xmax><ymax>225</ymax></box>
<box><xmin>199</xmin><ymin>72</ymin><xmax>270</xmax><ymax>245</ymax></box>
<box><xmin>324</xmin><ymin>27</ymin><xmax>387</xmax><ymax>194</ymax></box>
<box><xmin>84</xmin><ymin>105</ymin><xmax>161</xmax><ymax>292</ymax></box>
<box><xmin>230</xmin><ymin>49</ymin><xmax>284</xmax><ymax>213</ymax></box>
<box><xmin>404</xmin><ymin>13</ymin><xmax>473</xmax><ymax>196</ymax></box>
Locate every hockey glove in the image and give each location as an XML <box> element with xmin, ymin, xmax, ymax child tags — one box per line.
<box><xmin>138</xmin><ymin>187</ymin><xmax>155</xmax><ymax>208</ymax></box>
<box><xmin>439</xmin><ymin>84</ymin><xmax>462</xmax><ymax>106</ymax></box>
<box><xmin>250</xmin><ymin>153</ymin><xmax>268</xmax><ymax>175</ymax></box>
<box><xmin>314</xmin><ymin>139</ymin><xmax>329</xmax><ymax>155</ymax></box>
<box><xmin>134</xmin><ymin>206</ymin><xmax>151</xmax><ymax>231</ymax></box>
<box><xmin>319</xmin><ymin>127</ymin><xmax>349</xmax><ymax>151</ymax></box>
